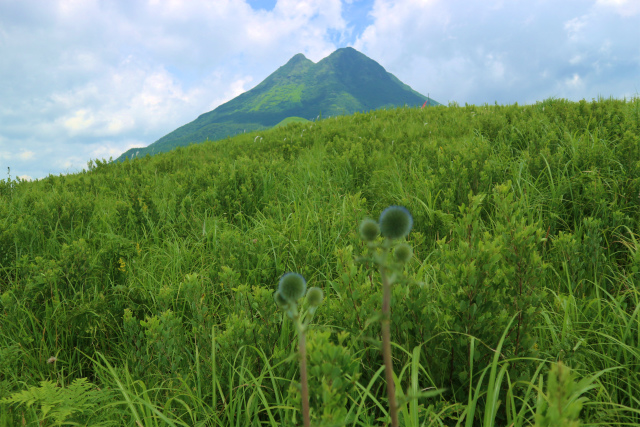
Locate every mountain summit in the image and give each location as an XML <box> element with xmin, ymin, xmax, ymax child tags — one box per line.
<box><xmin>116</xmin><ymin>47</ymin><xmax>439</xmax><ymax>161</ymax></box>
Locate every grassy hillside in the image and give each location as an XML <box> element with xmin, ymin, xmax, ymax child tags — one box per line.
<box><xmin>275</xmin><ymin>116</ymin><xmax>310</xmax><ymax>127</ymax></box>
<box><xmin>1</xmin><ymin>98</ymin><xmax>640</xmax><ymax>426</ymax></box>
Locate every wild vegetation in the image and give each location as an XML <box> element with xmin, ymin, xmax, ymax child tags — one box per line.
<box><xmin>1</xmin><ymin>97</ymin><xmax>640</xmax><ymax>426</ymax></box>
<box><xmin>275</xmin><ymin>117</ymin><xmax>310</xmax><ymax>128</ymax></box>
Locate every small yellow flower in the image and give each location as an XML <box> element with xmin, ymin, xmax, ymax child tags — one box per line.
<box><xmin>117</xmin><ymin>258</ymin><xmax>126</xmax><ymax>273</ymax></box>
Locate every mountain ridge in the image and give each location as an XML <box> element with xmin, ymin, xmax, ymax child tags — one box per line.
<box><xmin>116</xmin><ymin>47</ymin><xmax>440</xmax><ymax>162</ymax></box>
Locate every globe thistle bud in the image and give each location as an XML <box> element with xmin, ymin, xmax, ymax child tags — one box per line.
<box><xmin>393</xmin><ymin>243</ymin><xmax>413</xmax><ymax>263</ymax></box>
<box><xmin>306</xmin><ymin>287</ymin><xmax>324</xmax><ymax>307</ymax></box>
<box><xmin>277</xmin><ymin>272</ymin><xmax>307</xmax><ymax>303</ymax></box>
<box><xmin>379</xmin><ymin>206</ymin><xmax>413</xmax><ymax>240</ymax></box>
<box><xmin>273</xmin><ymin>290</ymin><xmax>289</xmax><ymax>309</ymax></box>
<box><xmin>359</xmin><ymin>218</ymin><xmax>380</xmax><ymax>242</ymax></box>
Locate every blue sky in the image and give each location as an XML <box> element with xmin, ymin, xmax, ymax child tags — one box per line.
<box><xmin>1</xmin><ymin>0</ymin><xmax>638</xmax><ymax>180</ymax></box>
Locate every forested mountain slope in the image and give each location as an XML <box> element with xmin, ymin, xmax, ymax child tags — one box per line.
<box><xmin>116</xmin><ymin>47</ymin><xmax>438</xmax><ymax>162</ymax></box>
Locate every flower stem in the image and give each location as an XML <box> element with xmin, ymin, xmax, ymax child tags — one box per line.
<box><xmin>298</xmin><ymin>322</ymin><xmax>311</xmax><ymax>427</ymax></box>
<box><xmin>380</xmin><ymin>261</ymin><xmax>399</xmax><ymax>427</ymax></box>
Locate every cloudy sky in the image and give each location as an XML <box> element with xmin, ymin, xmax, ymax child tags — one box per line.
<box><xmin>1</xmin><ymin>0</ymin><xmax>638</xmax><ymax>180</ymax></box>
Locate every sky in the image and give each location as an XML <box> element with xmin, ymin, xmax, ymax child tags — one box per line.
<box><xmin>1</xmin><ymin>0</ymin><xmax>639</xmax><ymax>181</ymax></box>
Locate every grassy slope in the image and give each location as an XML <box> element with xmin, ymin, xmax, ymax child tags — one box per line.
<box><xmin>1</xmin><ymin>98</ymin><xmax>640</xmax><ymax>426</ymax></box>
<box><xmin>275</xmin><ymin>116</ymin><xmax>310</xmax><ymax>127</ymax></box>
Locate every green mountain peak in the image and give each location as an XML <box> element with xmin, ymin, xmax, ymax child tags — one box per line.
<box><xmin>116</xmin><ymin>48</ymin><xmax>440</xmax><ymax>162</ymax></box>
<box><xmin>286</xmin><ymin>52</ymin><xmax>312</xmax><ymax>65</ymax></box>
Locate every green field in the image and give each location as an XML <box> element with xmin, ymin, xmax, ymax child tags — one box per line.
<box><xmin>2</xmin><ymin>97</ymin><xmax>640</xmax><ymax>426</ymax></box>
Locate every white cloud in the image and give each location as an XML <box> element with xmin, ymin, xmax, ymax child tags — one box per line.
<box><xmin>63</xmin><ymin>109</ymin><xmax>96</xmax><ymax>133</ymax></box>
<box><xmin>484</xmin><ymin>54</ymin><xmax>506</xmax><ymax>81</ymax></box>
<box><xmin>354</xmin><ymin>0</ymin><xmax>639</xmax><ymax>105</ymax></box>
<box><xmin>18</xmin><ymin>151</ymin><xmax>35</xmax><ymax>160</ymax></box>
<box><xmin>564</xmin><ymin>16</ymin><xmax>589</xmax><ymax>41</ymax></box>
<box><xmin>596</xmin><ymin>0</ymin><xmax>640</xmax><ymax>16</ymax></box>
<box><xmin>88</xmin><ymin>141</ymin><xmax>138</xmax><ymax>161</ymax></box>
<box><xmin>569</xmin><ymin>54</ymin><xmax>584</xmax><ymax>65</ymax></box>
<box><xmin>354</xmin><ymin>0</ymin><xmax>444</xmax><ymax>66</ymax></box>
<box><xmin>566</xmin><ymin>73</ymin><xmax>583</xmax><ymax>88</ymax></box>
<box><xmin>206</xmin><ymin>77</ymin><xmax>255</xmax><ymax>111</ymax></box>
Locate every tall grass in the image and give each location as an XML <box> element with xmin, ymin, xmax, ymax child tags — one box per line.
<box><xmin>1</xmin><ymin>97</ymin><xmax>640</xmax><ymax>425</ymax></box>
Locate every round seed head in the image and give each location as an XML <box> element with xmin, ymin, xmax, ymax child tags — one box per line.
<box><xmin>359</xmin><ymin>218</ymin><xmax>380</xmax><ymax>242</ymax></box>
<box><xmin>273</xmin><ymin>290</ymin><xmax>289</xmax><ymax>309</ymax></box>
<box><xmin>393</xmin><ymin>243</ymin><xmax>413</xmax><ymax>263</ymax></box>
<box><xmin>277</xmin><ymin>272</ymin><xmax>307</xmax><ymax>303</ymax></box>
<box><xmin>379</xmin><ymin>206</ymin><xmax>413</xmax><ymax>240</ymax></box>
<box><xmin>306</xmin><ymin>287</ymin><xmax>324</xmax><ymax>307</ymax></box>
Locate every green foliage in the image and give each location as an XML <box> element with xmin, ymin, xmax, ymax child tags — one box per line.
<box><xmin>291</xmin><ymin>330</ymin><xmax>360</xmax><ymax>426</ymax></box>
<box><xmin>275</xmin><ymin>116</ymin><xmax>310</xmax><ymax>128</ymax></box>
<box><xmin>1</xmin><ymin>378</ymin><xmax>109</xmax><ymax>426</ymax></box>
<box><xmin>1</xmin><ymin>97</ymin><xmax>640</xmax><ymax>425</ymax></box>
<box><xmin>534</xmin><ymin>362</ymin><xmax>593</xmax><ymax>427</ymax></box>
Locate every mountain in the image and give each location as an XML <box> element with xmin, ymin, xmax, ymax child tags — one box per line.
<box><xmin>116</xmin><ymin>47</ymin><xmax>440</xmax><ymax>162</ymax></box>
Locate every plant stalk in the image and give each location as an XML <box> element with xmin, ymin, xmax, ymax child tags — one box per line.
<box><xmin>380</xmin><ymin>263</ymin><xmax>399</xmax><ymax>427</ymax></box>
<box><xmin>298</xmin><ymin>322</ymin><xmax>311</xmax><ymax>427</ymax></box>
